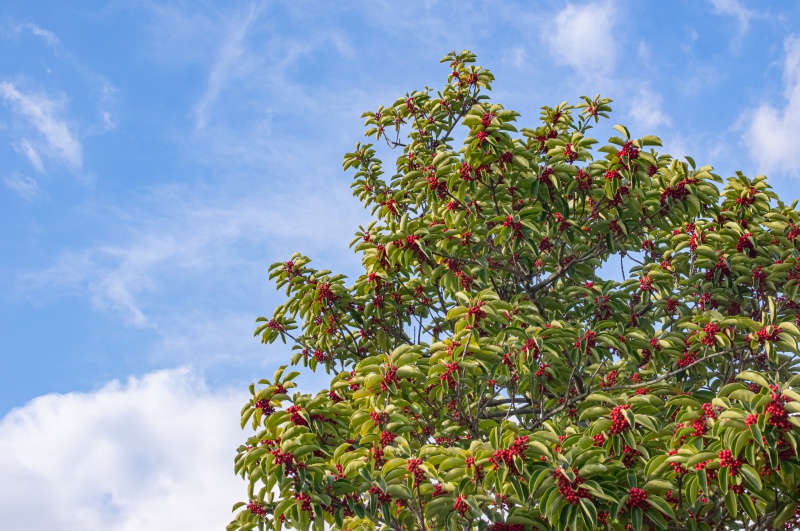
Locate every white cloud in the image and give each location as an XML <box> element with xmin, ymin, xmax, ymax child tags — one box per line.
<box><xmin>17</xmin><ymin>138</ymin><xmax>43</xmax><ymax>172</ymax></box>
<box><xmin>4</xmin><ymin>173</ymin><xmax>41</xmax><ymax>200</ymax></box>
<box><xmin>16</xmin><ymin>22</ymin><xmax>62</xmax><ymax>50</ymax></box>
<box><xmin>660</xmin><ymin>133</ymin><xmax>692</xmax><ymax>163</ymax></box>
<box><xmin>21</xmin><ymin>184</ymin><xmax>364</xmax><ymax>328</ymax></box>
<box><xmin>627</xmin><ymin>86</ymin><xmax>672</xmax><ymax>131</ymax></box>
<box><xmin>503</xmin><ymin>47</ymin><xmax>527</xmax><ymax>68</ymax></box>
<box><xmin>4</xmin><ymin>22</ymin><xmax>117</xmax><ymax>137</ymax></box>
<box><xmin>709</xmin><ymin>0</ymin><xmax>756</xmax><ymax>34</ymax></box>
<box><xmin>637</xmin><ymin>41</ymin><xmax>650</xmax><ymax>60</ymax></box>
<box><xmin>0</xmin><ymin>368</ymin><xmax>249</xmax><ymax>531</ymax></box>
<box><xmin>0</xmin><ymin>81</ymin><xmax>83</xmax><ymax>170</ymax></box>
<box><xmin>745</xmin><ymin>35</ymin><xmax>800</xmax><ymax>176</ymax></box>
<box><xmin>544</xmin><ymin>1</ymin><xmax>618</xmax><ymax>80</ymax></box>
<box><xmin>193</xmin><ymin>2</ymin><xmax>264</xmax><ymax>130</ymax></box>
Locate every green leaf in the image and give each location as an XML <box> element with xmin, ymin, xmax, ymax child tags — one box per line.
<box><xmin>585</xmin><ymin>392</ymin><xmax>617</xmax><ymax>405</ymax></box>
<box><xmin>639</xmin><ymin>135</ymin><xmax>662</xmax><ymax>147</ymax></box>
<box><xmin>643</xmin><ymin>479</ymin><xmax>674</xmax><ymax>492</ymax></box>
<box><xmin>646</xmin><ymin>496</ymin><xmax>675</xmax><ymax>519</ymax></box>
<box><xmin>739</xmin><ymin>464</ymin><xmax>762</xmax><ymax>491</ymax></box>
<box><xmin>579</xmin><ymin>498</ymin><xmax>597</xmax><ymax>527</ymax></box>
<box><xmin>613</xmin><ymin>124</ymin><xmax>630</xmax><ymax>140</ymax></box>
<box><xmin>774</xmin><ymin>502</ymin><xmax>798</xmax><ymax>529</ymax></box>
<box><xmin>631</xmin><ymin>506</ymin><xmax>643</xmax><ymax>531</ymax></box>
<box><xmin>578</xmin><ymin>463</ymin><xmax>607</xmax><ymax>477</ymax></box>
<box><xmin>736</xmin><ymin>371</ymin><xmax>770</xmax><ymax>389</ymax></box>
<box><xmin>724</xmin><ymin>489</ymin><xmax>738</xmax><ymax>518</ymax></box>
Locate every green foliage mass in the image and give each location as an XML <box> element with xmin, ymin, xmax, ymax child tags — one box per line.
<box><xmin>230</xmin><ymin>51</ymin><xmax>800</xmax><ymax>531</ymax></box>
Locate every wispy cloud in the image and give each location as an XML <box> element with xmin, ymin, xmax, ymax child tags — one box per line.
<box><xmin>0</xmin><ymin>368</ymin><xmax>247</xmax><ymax>531</ymax></box>
<box><xmin>17</xmin><ymin>138</ymin><xmax>44</xmax><ymax>172</ymax></box>
<box><xmin>627</xmin><ymin>86</ymin><xmax>672</xmax><ymax>131</ymax></box>
<box><xmin>193</xmin><ymin>2</ymin><xmax>264</xmax><ymax>130</ymax></box>
<box><xmin>745</xmin><ymin>35</ymin><xmax>800</xmax><ymax>176</ymax></box>
<box><xmin>503</xmin><ymin>47</ymin><xmax>527</xmax><ymax>68</ymax></box>
<box><xmin>4</xmin><ymin>173</ymin><xmax>42</xmax><ymax>201</ymax></box>
<box><xmin>0</xmin><ymin>81</ymin><xmax>83</xmax><ymax>170</ymax></box>
<box><xmin>15</xmin><ymin>22</ymin><xmax>62</xmax><ymax>50</ymax></box>
<box><xmin>20</xmin><ymin>184</ymin><xmax>364</xmax><ymax>328</ymax></box>
<box><xmin>544</xmin><ymin>1</ymin><xmax>618</xmax><ymax>82</ymax></box>
<box><xmin>4</xmin><ymin>22</ymin><xmax>117</xmax><ymax>136</ymax></box>
<box><xmin>709</xmin><ymin>0</ymin><xmax>757</xmax><ymax>36</ymax></box>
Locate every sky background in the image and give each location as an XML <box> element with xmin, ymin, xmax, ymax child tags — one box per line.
<box><xmin>2</xmin><ymin>0</ymin><xmax>800</xmax><ymax>529</ymax></box>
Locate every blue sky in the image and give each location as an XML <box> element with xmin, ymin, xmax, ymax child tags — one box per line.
<box><xmin>2</xmin><ymin>0</ymin><xmax>800</xmax><ymax>529</ymax></box>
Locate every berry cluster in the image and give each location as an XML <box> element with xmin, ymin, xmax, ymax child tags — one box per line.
<box><xmin>294</xmin><ymin>492</ymin><xmax>312</xmax><ymax>512</ymax></box>
<box><xmin>702</xmin><ymin>403</ymin><xmax>719</xmax><ymax>419</ymax></box>
<box><xmin>380</xmin><ymin>431</ymin><xmax>397</xmax><ymax>447</ymax></box>
<box><xmin>254</xmin><ymin>398</ymin><xmax>275</xmax><ymax>415</ymax></box>
<box><xmin>535</xmin><ymin>363</ymin><xmax>552</xmax><ymax>381</ymax></box>
<box><xmin>370</xmin><ymin>410</ymin><xmax>389</xmax><ymax>426</ymax></box>
<box><xmin>626</xmin><ymin>487</ymin><xmax>648</xmax><ymax>509</ymax></box>
<box><xmin>621</xmin><ymin>444</ymin><xmax>641</xmax><ymax>468</ymax></box>
<box><xmin>440</xmin><ymin>362</ymin><xmax>460</xmax><ymax>388</ymax></box>
<box><xmin>488</xmin><ymin>436</ymin><xmax>529</xmax><ymax>472</ymax></box>
<box><xmin>665</xmin><ymin>298</ymin><xmax>679</xmax><ymax>313</ymax></box>
<box><xmin>676</xmin><ymin>351</ymin><xmax>698</xmax><ymax>368</ymax></box>
<box><xmin>247</xmin><ymin>500</ymin><xmax>266</xmax><ymax>516</ymax></box>
<box><xmin>372</xmin><ymin>446</ymin><xmax>384</xmax><ymax>465</ymax></box>
<box><xmin>578</xmin><ymin>330</ymin><xmax>597</xmax><ymax>350</ymax></box>
<box><xmin>563</xmin><ymin>143</ymin><xmax>577</xmax><ymax>163</ymax></box>
<box><xmin>766</xmin><ymin>389</ymin><xmax>791</xmax><ymax>431</ymax></box>
<box><xmin>453</xmin><ymin>494</ymin><xmax>470</xmax><ymax>516</ymax></box>
<box><xmin>600</xmin><ymin>370</ymin><xmax>618</xmax><ymax>388</ymax></box>
<box><xmin>328</xmin><ymin>390</ymin><xmax>344</xmax><ymax>403</ymax></box>
<box><xmin>381</xmin><ymin>364</ymin><xmax>398</xmax><ymax>392</ymax></box>
<box><xmin>755</xmin><ymin>326</ymin><xmax>780</xmax><ymax>344</ymax></box>
<box><xmin>407</xmin><ymin>458</ymin><xmax>425</xmax><ymax>485</ymax></box>
<box><xmin>736</xmin><ymin>233</ymin><xmax>755</xmax><ymax>256</ymax></box>
<box><xmin>552</xmin><ymin>467</ymin><xmax>591</xmax><ymax>504</ymax></box>
<box><xmin>609</xmin><ymin>404</ymin><xmax>632</xmax><ymax>435</ymax></box>
<box><xmin>665</xmin><ymin>490</ymin><xmax>680</xmax><ymax>505</ymax></box>
<box><xmin>668</xmin><ymin>449</ymin><xmax>687</xmax><ymax>475</ymax></box>
<box><xmin>466</xmin><ymin>301</ymin><xmax>487</xmax><ymax>321</ymax></box>
<box><xmin>718</xmin><ymin>449</ymin><xmax>743</xmax><ymax>476</ymax></box>
<box><xmin>639</xmin><ymin>275</ymin><xmax>654</xmax><ymax>292</ymax></box>
<box><xmin>502</xmin><ymin>216</ymin><xmax>524</xmax><ymax>239</ymax></box>
<box><xmin>333</xmin><ymin>463</ymin><xmax>345</xmax><ymax>480</ymax></box>
<box><xmin>491</xmin><ymin>524</ymin><xmax>524</xmax><ymax>531</ymax></box>
<box><xmin>368</xmin><ymin>486</ymin><xmax>392</xmax><ymax>504</ymax></box>
<box><xmin>701</xmin><ymin>323</ymin><xmax>720</xmax><ymax>346</ymax></box>
<box><xmin>286</xmin><ymin>405</ymin><xmax>308</xmax><ymax>427</ymax></box>
<box><xmin>271</xmin><ymin>448</ymin><xmax>296</xmax><ymax>476</ymax></box>
<box><xmin>692</xmin><ymin>416</ymin><xmax>708</xmax><ymax>437</ymax></box>
<box><xmin>660</xmin><ymin>177</ymin><xmax>698</xmax><ymax>205</ymax></box>
<box><xmin>617</xmin><ymin>141</ymin><xmax>639</xmax><ymax>161</ymax></box>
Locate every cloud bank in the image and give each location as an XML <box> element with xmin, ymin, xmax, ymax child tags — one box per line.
<box><xmin>746</xmin><ymin>35</ymin><xmax>800</xmax><ymax>176</ymax></box>
<box><xmin>544</xmin><ymin>1</ymin><xmax>618</xmax><ymax>81</ymax></box>
<box><xmin>0</xmin><ymin>368</ymin><xmax>249</xmax><ymax>531</ymax></box>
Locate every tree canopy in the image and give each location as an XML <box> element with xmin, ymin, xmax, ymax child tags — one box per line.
<box><xmin>229</xmin><ymin>51</ymin><xmax>800</xmax><ymax>531</ymax></box>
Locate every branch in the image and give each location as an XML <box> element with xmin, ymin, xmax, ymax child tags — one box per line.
<box><xmin>479</xmin><ymin>348</ymin><xmax>739</xmax><ymax>421</ymax></box>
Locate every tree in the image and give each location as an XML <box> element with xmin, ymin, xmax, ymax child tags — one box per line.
<box><xmin>229</xmin><ymin>51</ymin><xmax>800</xmax><ymax>531</ymax></box>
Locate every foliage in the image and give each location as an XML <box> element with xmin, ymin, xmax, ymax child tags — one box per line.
<box><xmin>229</xmin><ymin>51</ymin><xmax>800</xmax><ymax>531</ymax></box>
